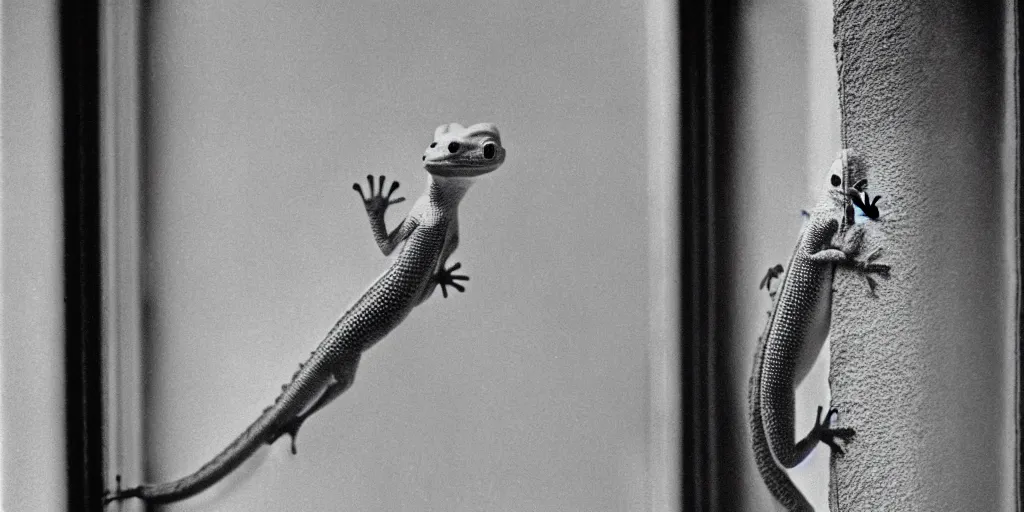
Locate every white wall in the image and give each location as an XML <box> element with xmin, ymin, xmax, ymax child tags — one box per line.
<box><xmin>0</xmin><ymin>1</ymin><xmax>67</xmax><ymax>511</ymax></box>
<box><xmin>133</xmin><ymin>2</ymin><xmax>650</xmax><ymax>511</ymax></box>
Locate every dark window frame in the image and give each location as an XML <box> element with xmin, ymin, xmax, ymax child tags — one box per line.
<box><xmin>61</xmin><ymin>1</ymin><xmax>105</xmax><ymax>510</ymax></box>
<box><xmin>679</xmin><ymin>0</ymin><xmax>716</xmax><ymax>509</ymax></box>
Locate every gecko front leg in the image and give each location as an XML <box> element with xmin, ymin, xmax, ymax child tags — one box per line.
<box><xmin>436</xmin><ymin>225</ymin><xmax>470</xmax><ymax>299</ymax></box>
<box><xmin>353</xmin><ymin>174</ymin><xmax>417</xmax><ymax>256</ymax></box>
<box><xmin>434</xmin><ymin>262</ymin><xmax>469</xmax><ymax>298</ymax></box>
<box><xmin>416</xmin><ymin>223</ymin><xmax>470</xmax><ymax>302</ymax></box>
<box><xmin>806</xmin><ymin>221</ymin><xmax>891</xmax><ymax>283</ymax></box>
<box><xmin>822</xmin><ymin>223</ymin><xmax>891</xmax><ymax>293</ymax></box>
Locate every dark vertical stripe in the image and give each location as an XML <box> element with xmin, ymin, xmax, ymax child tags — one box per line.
<box><xmin>680</xmin><ymin>0</ymin><xmax>718</xmax><ymax>509</ymax></box>
<box><xmin>60</xmin><ymin>1</ymin><xmax>104</xmax><ymax>510</ymax></box>
<box><xmin>139</xmin><ymin>0</ymin><xmax>155</xmax><ymax>483</ymax></box>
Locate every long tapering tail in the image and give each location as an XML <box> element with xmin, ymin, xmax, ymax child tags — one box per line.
<box><xmin>750</xmin><ymin>338</ymin><xmax>813</xmax><ymax>511</ymax></box>
<box><xmin>108</xmin><ymin>398</ymin><xmax>298</xmax><ymax>505</ymax></box>
<box><xmin>104</xmin><ymin>365</ymin><xmax>323</xmax><ymax>506</ymax></box>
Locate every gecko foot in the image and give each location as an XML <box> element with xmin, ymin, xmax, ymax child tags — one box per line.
<box><xmin>857</xmin><ymin>248</ymin><xmax>889</xmax><ymax>272</ymax></box>
<box><xmin>849</xmin><ymin>189</ymin><xmax>882</xmax><ymax>220</ymax></box>
<box><xmin>759</xmin><ymin>263</ymin><xmax>784</xmax><ymax>295</ymax></box>
<box><xmin>853</xmin><ymin>248</ymin><xmax>890</xmax><ymax>295</ymax></box>
<box><xmin>811</xmin><ymin>406</ymin><xmax>856</xmax><ymax>456</ymax></box>
<box><xmin>103</xmin><ymin>475</ymin><xmax>142</xmax><ymax>504</ymax></box>
<box><xmin>268</xmin><ymin>417</ymin><xmax>305</xmax><ymax>455</ymax></box>
<box><xmin>283</xmin><ymin>423</ymin><xmax>301</xmax><ymax>455</ymax></box>
<box><xmin>353</xmin><ymin>175</ymin><xmax>405</xmax><ymax>217</ymax></box>
<box><xmin>435</xmin><ymin>262</ymin><xmax>469</xmax><ymax>298</ymax></box>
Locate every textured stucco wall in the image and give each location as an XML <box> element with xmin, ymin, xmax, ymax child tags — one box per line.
<box><xmin>829</xmin><ymin>0</ymin><xmax>1016</xmax><ymax>510</ymax></box>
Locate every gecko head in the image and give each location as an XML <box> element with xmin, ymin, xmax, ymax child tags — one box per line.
<box><xmin>823</xmin><ymin>149</ymin><xmax>856</xmax><ymax>221</ymax></box>
<box><xmin>422</xmin><ymin>122</ymin><xmax>506</xmax><ymax>178</ymax></box>
<box><xmin>824</xmin><ymin>149</ymin><xmax>875</xmax><ymax>225</ymax></box>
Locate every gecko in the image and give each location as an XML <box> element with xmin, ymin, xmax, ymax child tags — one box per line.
<box><xmin>105</xmin><ymin>122</ymin><xmax>507</xmax><ymax>505</ymax></box>
<box><xmin>749</xmin><ymin>150</ymin><xmax>888</xmax><ymax>511</ymax></box>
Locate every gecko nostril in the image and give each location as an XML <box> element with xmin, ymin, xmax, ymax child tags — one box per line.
<box><xmin>422</xmin><ymin>155</ymin><xmax>426</xmax><ymax>161</ymax></box>
<box><xmin>448</xmin><ymin>142</ymin><xmax>460</xmax><ymax>153</ymax></box>
<box><xmin>430</xmin><ymin>142</ymin><xmax>437</xmax><ymax>148</ymax></box>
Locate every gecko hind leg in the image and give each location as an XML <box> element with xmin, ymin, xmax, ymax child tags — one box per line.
<box><xmin>810</xmin><ymin>406</ymin><xmax>856</xmax><ymax>455</ymax></box>
<box><xmin>778</xmin><ymin>406</ymin><xmax>856</xmax><ymax>469</ymax></box>
<box><xmin>788</xmin><ymin>406</ymin><xmax>856</xmax><ymax>466</ymax></box>
<box><xmin>268</xmin><ymin>357</ymin><xmax>360</xmax><ymax>454</ymax></box>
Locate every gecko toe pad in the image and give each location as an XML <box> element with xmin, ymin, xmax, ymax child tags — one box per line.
<box><xmin>813</xmin><ymin>407</ymin><xmax>856</xmax><ymax>456</ymax></box>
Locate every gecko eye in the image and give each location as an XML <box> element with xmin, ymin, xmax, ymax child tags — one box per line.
<box><xmin>483</xmin><ymin>143</ymin><xmax>496</xmax><ymax>159</ymax></box>
<box><xmin>830</xmin><ymin>175</ymin><xmax>842</xmax><ymax>186</ymax></box>
<box><xmin>448</xmin><ymin>142</ymin><xmax>460</xmax><ymax>153</ymax></box>
<box><xmin>430</xmin><ymin>142</ymin><xmax>437</xmax><ymax>148</ymax></box>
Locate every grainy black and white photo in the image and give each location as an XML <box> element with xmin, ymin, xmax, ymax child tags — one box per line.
<box><xmin>0</xmin><ymin>0</ymin><xmax>1019</xmax><ymax>511</ymax></box>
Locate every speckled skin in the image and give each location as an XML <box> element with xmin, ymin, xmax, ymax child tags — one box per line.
<box><xmin>750</xmin><ymin>151</ymin><xmax>885</xmax><ymax>511</ymax></box>
<box><xmin>107</xmin><ymin>123</ymin><xmax>506</xmax><ymax>505</ymax></box>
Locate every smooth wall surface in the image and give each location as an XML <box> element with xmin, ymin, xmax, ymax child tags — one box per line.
<box><xmin>0</xmin><ymin>1</ymin><xmax>67</xmax><ymax>511</ymax></box>
<box><xmin>138</xmin><ymin>2</ymin><xmax>649</xmax><ymax>511</ymax></box>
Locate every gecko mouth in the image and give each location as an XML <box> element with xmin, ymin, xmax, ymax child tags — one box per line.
<box><xmin>423</xmin><ymin>147</ymin><xmax>505</xmax><ymax>177</ymax></box>
<box><xmin>423</xmin><ymin>159</ymin><xmax>501</xmax><ymax>177</ymax></box>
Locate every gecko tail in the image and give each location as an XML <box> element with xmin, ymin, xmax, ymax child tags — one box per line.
<box><xmin>107</xmin><ymin>407</ymin><xmax>285</xmax><ymax>504</ymax></box>
<box><xmin>750</xmin><ymin>343</ymin><xmax>814</xmax><ymax>511</ymax></box>
<box><xmin>105</xmin><ymin>374</ymin><xmax>319</xmax><ymax>505</ymax></box>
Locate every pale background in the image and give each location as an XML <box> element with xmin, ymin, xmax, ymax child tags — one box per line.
<box><xmin>139</xmin><ymin>1</ymin><xmax>649</xmax><ymax>511</ymax></box>
<box><xmin>716</xmin><ymin>0</ymin><xmax>841</xmax><ymax>509</ymax></box>
<box><xmin>0</xmin><ymin>2</ymin><xmax>67</xmax><ymax>511</ymax></box>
